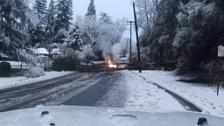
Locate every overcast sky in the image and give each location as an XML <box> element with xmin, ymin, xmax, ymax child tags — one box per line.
<box><xmin>73</xmin><ymin>0</ymin><xmax>134</xmax><ymax>20</ymax></box>
<box><xmin>29</xmin><ymin>0</ymin><xmax>135</xmax><ymax>39</ymax></box>
<box><xmin>29</xmin><ymin>0</ymin><xmax>133</xmax><ymax>20</ymax></box>
<box><xmin>73</xmin><ymin>0</ymin><xmax>135</xmax><ymax>39</ymax></box>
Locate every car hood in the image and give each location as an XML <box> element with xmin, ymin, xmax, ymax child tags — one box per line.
<box><xmin>0</xmin><ymin>105</ymin><xmax>223</xmax><ymax>126</ymax></box>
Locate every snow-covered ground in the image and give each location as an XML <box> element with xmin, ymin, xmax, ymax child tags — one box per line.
<box><xmin>132</xmin><ymin>70</ymin><xmax>224</xmax><ymax>118</ymax></box>
<box><xmin>0</xmin><ymin>71</ymin><xmax>72</xmax><ymax>90</ymax></box>
<box><xmin>0</xmin><ymin>61</ymin><xmax>28</xmax><ymax>69</ymax></box>
<box><xmin>96</xmin><ymin>70</ymin><xmax>186</xmax><ymax>113</ymax></box>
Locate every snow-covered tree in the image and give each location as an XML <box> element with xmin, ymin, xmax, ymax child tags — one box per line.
<box><xmin>75</xmin><ymin>16</ymin><xmax>99</xmax><ymax>46</ymax></box>
<box><xmin>136</xmin><ymin>0</ymin><xmax>179</xmax><ymax>63</ymax></box>
<box><xmin>29</xmin><ymin>27</ymin><xmax>47</xmax><ymax>47</ymax></box>
<box><xmin>85</xmin><ymin>0</ymin><xmax>96</xmax><ymax>17</ymax></box>
<box><xmin>52</xmin><ymin>0</ymin><xmax>73</xmax><ymax>45</ymax></box>
<box><xmin>0</xmin><ymin>0</ymin><xmax>36</xmax><ymax>58</ymax></box>
<box><xmin>133</xmin><ymin>0</ymin><xmax>224</xmax><ymax>74</ymax></box>
<box><xmin>55</xmin><ymin>0</ymin><xmax>73</xmax><ymax>32</ymax></box>
<box><xmin>46</xmin><ymin>0</ymin><xmax>56</xmax><ymax>34</ymax></box>
<box><xmin>29</xmin><ymin>0</ymin><xmax>48</xmax><ymax>47</ymax></box>
<box><xmin>97</xmin><ymin>18</ymin><xmax>126</xmax><ymax>58</ymax></box>
<box><xmin>99</xmin><ymin>12</ymin><xmax>113</xmax><ymax>24</ymax></box>
<box><xmin>45</xmin><ymin>0</ymin><xmax>57</xmax><ymax>47</ymax></box>
<box><xmin>173</xmin><ymin>0</ymin><xmax>219</xmax><ymax>72</ymax></box>
<box><xmin>33</xmin><ymin>0</ymin><xmax>47</xmax><ymax>26</ymax></box>
<box><xmin>66</xmin><ymin>26</ymin><xmax>82</xmax><ymax>51</ymax></box>
<box><xmin>133</xmin><ymin>0</ymin><xmax>159</xmax><ymax>32</ymax></box>
<box><xmin>74</xmin><ymin>14</ymin><xmax>126</xmax><ymax>60</ymax></box>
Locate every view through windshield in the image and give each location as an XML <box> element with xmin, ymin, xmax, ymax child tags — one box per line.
<box><xmin>0</xmin><ymin>0</ymin><xmax>224</xmax><ymax>126</ymax></box>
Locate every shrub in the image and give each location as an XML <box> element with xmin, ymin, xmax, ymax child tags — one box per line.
<box><xmin>52</xmin><ymin>56</ymin><xmax>80</xmax><ymax>71</ymax></box>
<box><xmin>176</xmin><ymin>57</ymin><xmax>191</xmax><ymax>75</ymax></box>
<box><xmin>25</xmin><ymin>67</ymin><xmax>45</xmax><ymax>78</ymax></box>
<box><xmin>0</xmin><ymin>62</ymin><xmax>11</xmax><ymax>77</ymax></box>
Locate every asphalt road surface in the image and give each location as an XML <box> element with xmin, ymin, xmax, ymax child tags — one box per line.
<box><xmin>0</xmin><ymin>72</ymin><xmax>119</xmax><ymax>112</ymax></box>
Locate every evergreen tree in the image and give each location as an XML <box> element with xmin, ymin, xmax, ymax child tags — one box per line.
<box><xmin>46</xmin><ymin>0</ymin><xmax>56</xmax><ymax>45</ymax></box>
<box><xmin>143</xmin><ymin>0</ymin><xmax>179</xmax><ymax>62</ymax></box>
<box><xmin>55</xmin><ymin>0</ymin><xmax>73</xmax><ymax>32</ymax></box>
<box><xmin>47</xmin><ymin>0</ymin><xmax>56</xmax><ymax>32</ymax></box>
<box><xmin>66</xmin><ymin>26</ymin><xmax>82</xmax><ymax>51</ymax></box>
<box><xmin>33</xmin><ymin>0</ymin><xmax>47</xmax><ymax>26</ymax></box>
<box><xmin>86</xmin><ymin>0</ymin><xmax>96</xmax><ymax>17</ymax></box>
<box><xmin>99</xmin><ymin>12</ymin><xmax>112</xmax><ymax>24</ymax></box>
<box><xmin>0</xmin><ymin>0</ymin><xmax>35</xmax><ymax>57</ymax></box>
<box><xmin>29</xmin><ymin>26</ymin><xmax>47</xmax><ymax>47</ymax></box>
<box><xmin>30</xmin><ymin>0</ymin><xmax>48</xmax><ymax>47</ymax></box>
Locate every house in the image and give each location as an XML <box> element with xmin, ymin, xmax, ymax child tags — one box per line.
<box><xmin>34</xmin><ymin>48</ymin><xmax>49</xmax><ymax>69</ymax></box>
<box><xmin>0</xmin><ymin>52</ymin><xmax>9</xmax><ymax>60</ymax></box>
<box><xmin>51</xmin><ymin>48</ymin><xmax>62</xmax><ymax>59</ymax></box>
<box><xmin>34</xmin><ymin>48</ymin><xmax>49</xmax><ymax>56</ymax></box>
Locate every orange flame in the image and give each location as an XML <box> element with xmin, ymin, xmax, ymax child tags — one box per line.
<box><xmin>108</xmin><ymin>57</ymin><xmax>117</xmax><ymax>68</ymax></box>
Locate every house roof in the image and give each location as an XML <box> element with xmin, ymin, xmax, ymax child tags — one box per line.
<box><xmin>51</xmin><ymin>48</ymin><xmax>61</xmax><ymax>55</ymax></box>
<box><xmin>34</xmin><ymin>48</ymin><xmax>49</xmax><ymax>55</ymax></box>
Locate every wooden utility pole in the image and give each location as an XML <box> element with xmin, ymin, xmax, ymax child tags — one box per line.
<box><xmin>127</xmin><ymin>21</ymin><xmax>135</xmax><ymax>63</ymax></box>
<box><xmin>125</xmin><ymin>39</ymin><xmax>129</xmax><ymax>57</ymax></box>
<box><xmin>133</xmin><ymin>2</ymin><xmax>142</xmax><ymax>73</ymax></box>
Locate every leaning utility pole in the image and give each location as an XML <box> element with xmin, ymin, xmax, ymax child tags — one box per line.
<box><xmin>125</xmin><ymin>39</ymin><xmax>129</xmax><ymax>57</ymax></box>
<box><xmin>133</xmin><ymin>2</ymin><xmax>142</xmax><ymax>73</ymax></box>
<box><xmin>127</xmin><ymin>20</ymin><xmax>135</xmax><ymax>63</ymax></box>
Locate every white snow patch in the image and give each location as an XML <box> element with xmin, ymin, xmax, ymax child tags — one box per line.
<box><xmin>0</xmin><ymin>61</ymin><xmax>29</xmax><ymax>69</ymax></box>
<box><xmin>133</xmin><ymin>70</ymin><xmax>224</xmax><ymax>117</ymax></box>
<box><xmin>96</xmin><ymin>71</ymin><xmax>185</xmax><ymax>113</ymax></box>
<box><xmin>122</xmin><ymin>70</ymin><xmax>185</xmax><ymax>112</ymax></box>
<box><xmin>0</xmin><ymin>71</ymin><xmax>72</xmax><ymax>90</ymax></box>
<box><xmin>34</xmin><ymin>48</ymin><xmax>49</xmax><ymax>55</ymax></box>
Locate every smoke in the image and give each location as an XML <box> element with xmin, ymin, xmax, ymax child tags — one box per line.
<box><xmin>111</xmin><ymin>40</ymin><xmax>128</xmax><ymax>62</ymax></box>
<box><xmin>111</xmin><ymin>43</ymin><xmax>122</xmax><ymax>62</ymax></box>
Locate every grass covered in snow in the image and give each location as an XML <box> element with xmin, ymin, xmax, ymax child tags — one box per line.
<box><xmin>133</xmin><ymin>70</ymin><xmax>224</xmax><ymax>117</ymax></box>
<box><xmin>0</xmin><ymin>71</ymin><xmax>72</xmax><ymax>90</ymax></box>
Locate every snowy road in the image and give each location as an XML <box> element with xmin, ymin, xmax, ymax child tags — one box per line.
<box><xmin>0</xmin><ymin>70</ymin><xmax>203</xmax><ymax>114</ymax></box>
<box><xmin>95</xmin><ymin>70</ymin><xmax>188</xmax><ymax>113</ymax></box>
<box><xmin>0</xmin><ymin>70</ymin><xmax>223</xmax><ymax>126</ymax></box>
<box><xmin>0</xmin><ymin>72</ymin><xmax>108</xmax><ymax>112</ymax></box>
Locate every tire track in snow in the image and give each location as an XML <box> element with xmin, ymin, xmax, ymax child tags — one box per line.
<box><xmin>129</xmin><ymin>71</ymin><xmax>203</xmax><ymax>112</ymax></box>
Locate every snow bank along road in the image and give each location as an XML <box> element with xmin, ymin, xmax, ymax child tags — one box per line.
<box><xmin>0</xmin><ymin>72</ymin><xmax>117</xmax><ymax>112</ymax></box>
<box><xmin>0</xmin><ymin>71</ymin><xmax>72</xmax><ymax>90</ymax></box>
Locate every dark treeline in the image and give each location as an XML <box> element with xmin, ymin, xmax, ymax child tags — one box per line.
<box><xmin>134</xmin><ymin>0</ymin><xmax>224</xmax><ymax>77</ymax></box>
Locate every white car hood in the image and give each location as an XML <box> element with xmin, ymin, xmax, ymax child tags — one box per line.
<box><xmin>0</xmin><ymin>106</ymin><xmax>223</xmax><ymax>126</ymax></box>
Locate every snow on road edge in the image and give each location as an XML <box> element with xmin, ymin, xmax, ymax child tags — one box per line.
<box><xmin>96</xmin><ymin>71</ymin><xmax>186</xmax><ymax>113</ymax></box>
<box><xmin>133</xmin><ymin>70</ymin><xmax>224</xmax><ymax>117</ymax></box>
<box><xmin>0</xmin><ymin>71</ymin><xmax>73</xmax><ymax>90</ymax></box>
